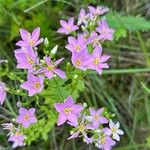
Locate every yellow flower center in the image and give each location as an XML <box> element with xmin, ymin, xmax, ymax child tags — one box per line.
<box><xmin>66</xmin><ymin>26</ymin><xmax>71</xmax><ymax>31</ymax></box>
<box><xmin>47</xmin><ymin>65</ymin><xmax>54</xmax><ymax>71</ymax></box>
<box><xmin>29</xmin><ymin>39</ymin><xmax>35</xmax><ymax>46</ymax></box>
<box><xmin>34</xmin><ymin>81</ymin><xmax>41</xmax><ymax>89</ymax></box>
<box><xmin>100</xmin><ymin>136</ymin><xmax>106</xmax><ymax>144</ymax></box>
<box><xmin>23</xmin><ymin>114</ymin><xmax>29</xmax><ymax>121</ymax></box>
<box><xmin>75</xmin><ymin>59</ymin><xmax>81</xmax><ymax>66</ymax></box>
<box><xmin>93</xmin><ymin>58</ymin><xmax>100</xmax><ymax>65</ymax></box>
<box><xmin>64</xmin><ymin>108</ymin><xmax>72</xmax><ymax>114</ymax></box>
<box><xmin>94</xmin><ymin>114</ymin><xmax>99</xmax><ymax>120</ymax></box>
<box><xmin>112</xmin><ymin>127</ymin><xmax>117</xmax><ymax>133</ymax></box>
<box><xmin>25</xmin><ymin>54</ymin><xmax>34</xmax><ymax>65</ymax></box>
<box><xmin>15</xmin><ymin>131</ymin><xmax>21</xmax><ymax>136</ymax></box>
<box><xmin>78</xmin><ymin>124</ymin><xmax>85</xmax><ymax>132</ymax></box>
<box><xmin>75</xmin><ymin>45</ymin><xmax>81</xmax><ymax>52</ymax></box>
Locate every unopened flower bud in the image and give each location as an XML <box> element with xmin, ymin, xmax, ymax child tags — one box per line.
<box><xmin>73</xmin><ymin>75</ymin><xmax>78</xmax><ymax>79</ymax></box>
<box><xmin>70</xmin><ymin>130</ymin><xmax>74</xmax><ymax>135</ymax></box>
<box><xmin>83</xmin><ymin>103</ymin><xmax>87</xmax><ymax>108</ymax></box>
<box><xmin>40</xmin><ymin>59</ymin><xmax>45</xmax><ymax>65</ymax></box>
<box><xmin>16</xmin><ymin>89</ymin><xmax>21</xmax><ymax>93</ymax></box>
<box><xmin>51</xmin><ymin>45</ymin><xmax>58</xmax><ymax>55</ymax></box>
<box><xmin>67</xmin><ymin>62</ymin><xmax>70</xmax><ymax>66</ymax></box>
<box><xmin>44</xmin><ymin>38</ymin><xmax>49</xmax><ymax>47</ymax></box>
<box><xmin>17</xmin><ymin>101</ymin><xmax>22</xmax><ymax>107</ymax></box>
<box><xmin>81</xmin><ymin>25</ymin><xmax>86</xmax><ymax>31</ymax></box>
<box><xmin>12</xmin><ymin>118</ymin><xmax>16</xmax><ymax>122</ymax></box>
<box><xmin>20</xmin><ymin>79</ymin><xmax>24</xmax><ymax>83</ymax></box>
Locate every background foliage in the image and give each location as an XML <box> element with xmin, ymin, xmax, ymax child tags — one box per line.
<box><xmin>0</xmin><ymin>0</ymin><xmax>150</xmax><ymax>149</ymax></box>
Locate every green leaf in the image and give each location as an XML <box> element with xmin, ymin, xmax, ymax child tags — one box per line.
<box><xmin>106</xmin><ymin>11</ymin><xmax>150</xmax><ymax>40</ymax></box>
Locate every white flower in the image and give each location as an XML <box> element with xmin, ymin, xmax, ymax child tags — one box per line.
<box><xmin>106</xmin><ymin>120</ymin><xmax>124</xmax><ymax>141</ymax></box>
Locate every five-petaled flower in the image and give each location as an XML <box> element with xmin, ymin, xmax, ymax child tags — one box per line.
<box><xmin>87</xmin><ymin>46</ymin><xmax>110</xmax><ymax>75</ymax></box>
<box><xmin>8</xmin><ymin>130</ymin><xmax>25</xmax><ymax>148</ymax></box>
<box><xmin>95</xmin><ymin>132</ymin><xmax>116</xmax><ymax>150</ymax></box>
<box><xmin>21</xmin><ymin>74</ymin><xmax>44</xmax><ymax>96</ymax></box>
<box><xmin>57</xmin><ymin>17</ymin><xmax>79</xmax><ymax>35</ymax></box>
<box><xmin>71</xmin><ymin>49</ymin><xmax>90</xmax><ymax>70</ymax></box>
<box><xmin>41</xmin><ymin>56</ymin><xmax>66</xmax><ymax>79</ymax></box>
<box><xmin>65</xmin><ymin>35</ymin><xmax>87</xmax><ymax>53</ymax></box>
<box><xmin>67</xmin><ymin>113</ymin><xmax>94</xmax><ymax>140</ymax></box>
<box><xmin>54</xmin><ymin>96</ymin><xmax>84</xmax><ymax>126</ymax></box>
<box><xmin>14</xmin><ymin>47</ymin><xmax>39</xmax><ymax>71</ymax></box>
<box><xmin>16</xmin><ymin>27</ymin><xmax>43</xmax><ymax>48</ymax></box>
<box><xmin>86</xmin><ymin>108</ymin><xmax>108</xmax><ymax>129</ymax></box>
<box><xmin>96</xmin><ymin>19</ymin><xmax>115</xmax><ymax>41</ymax></box>
<box><xmin>104</xmin><ymin>120</ymin><xmax>124</xmax><ymax>141</ymax></box>
<box><xmin>16</xmin><ymin>107</ymin><xmax>37</xmax><ymax>128</ymax></box>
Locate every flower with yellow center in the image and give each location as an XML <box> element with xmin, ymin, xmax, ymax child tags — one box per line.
<box><xmin>29</xmin><ymin>39</ymin><xmax>35</xmax><ymax>46</ymax></box>
<box><xmin>75</xmin><ymin>59</ymin><xmax>81</xmax><ymax>66</ymax></box>
<box><xmin>78</xmin><ymin>124</ymin><xmax>85</xmax><ymax>132</ymax></box>
<box><xmin>75</xmin><ymin>45</ymin><xmax>81</xmax><ymax>52</ymax></box>
<box><xmin>63</xmin><ymin>107</ymin><xmax>72</xmax><ymax>114</ymax></box>
<box><xmin>66</xmin><ymin>26</ymin><xmax>71</xmax><ymax>31</ymax></box>
<box><xmin>93</xmin><ymin>58</ymin><xmax>100</xmax><ymax>65</ymax></box>
<box><xmin>47</xmin><ymin>65</ymin><xmax>54</xmax><ymax>71</ymax></box>
<box><xmin>94</xmin><ymin>114</ymin><xmax>99</xmax><ymax>120</ymax></box>
<box><xmin>23</xmin><ymin>114</ymin><xmax>29</xmax><ymax>121</ymax></box>
<box><xmin>34</xmin><ymin>82</ymin><xmax>41</xmax><ymax>89</ymax></box>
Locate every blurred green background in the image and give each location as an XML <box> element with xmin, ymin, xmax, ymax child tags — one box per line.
<box><xmin>0</xmin><ymin>0</ymin><xmax>150</xmax><ymax>149</ymax></box>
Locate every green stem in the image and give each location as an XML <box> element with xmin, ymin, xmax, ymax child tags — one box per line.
<box><xmin>89</xmin><ymin>68</ymin><xmax>150</xmax><ymax>75</ymax></box>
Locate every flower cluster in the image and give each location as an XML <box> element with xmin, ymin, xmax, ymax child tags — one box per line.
<box><xmin>55</xmin><ymin>96</ymin><xmax>124</xmax><ymax>150</ymax></box>
<box><xmin>57</xmin><ymin>6</ymin><xmax>114</xmax><ymax>75</ymax></box>
<box><xmin>2</xmin><ymin>107</ymin><xmax>37</xmax><ymax>148</ymax></box>
<box><xmin>14</xmin><ymin>27</ymin><xmax>66</xmax><ymax>96</ymax></box>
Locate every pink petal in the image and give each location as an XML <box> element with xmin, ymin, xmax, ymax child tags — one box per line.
<box><xmin>65</xmin><ymin>96</ymin><xmax>74</xmax><ymax>107</ymax></box>
<box><xmin>32</xmin><ymin>27</ymin><xmax>40</xmax><ymax>41</ymax></box>
<box><xmin>67</xmin><ymin>131</ymin><xmax>80</xmax><ymax>140</ymax></box>
<box><xmin>20</xmin><ymin>28</ymin><xmax>30</xmax><ymax>41</ymax></box>
<box><xmin>29</xmin><ymin>108</ymin><xmax>35</xmax><ymax>115</ymax></box>
<box><xmin>60</xmin><ymin>20</ymin><xmax>67</xmax><ymax>28</ymax></box>
<box><xmin>54</xmin><ymin>58</ymin><xmax>64</xmax><ymax>66</ymax></box>
<box><xmin>19</xmin><ymin>107</ymin><xmax>28</xmax><ymax>115</ymax></box>
<box><xmin>54</xmin><ymin>69</ymin><xmax>66</xmax><ymax>79</ymax></box>
<box><xmin>68</xmin><ymin>17</ymin><xmax>74</xmax><ymax>26</ymax></box>
<box><xmin>57</xmin><ymin>113</ymin><xmax>67</xmax><ymax>126</ymax></box>
<box><xmin>71</xmin><ymin>104</ymin><xmax>84</xmax><ymax>114</ymax></box>
<box><xmin>97</xmin><ymin>108</ymin><xmax>104</xmax><ymax>115</ymax></box>
<box><xmin>89</xmin><ymin>108</ymin><xmax>96</xmax><ymax>116</ymax></box>
<box><xmin>54</xmin><ymin>103</ymin><xmax>65</xmax><ymax>112</ymax></box>
<box><xmin>100</xmin><ymin>55</ymin><xmax>110</xmax><ymax>63</ymax></box>
<box><xmin>67</xmin><ymin>114</ymin><xmax>78</xmax><ymax>126</ymax></box>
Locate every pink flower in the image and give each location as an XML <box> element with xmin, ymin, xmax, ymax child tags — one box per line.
<box><xmin>65</xmin><ymin>35</ymin><xmax>87</xmax><ymax>53</ymax></box>
<box><xmin>86</xmin><ymin>108</ymin><xmax>108</xmax><ymax>129</ymax></box>
<box><xmin>95</xmin><ymin>134</ymin><xmax>116</xmax><ymax>150</ymax></box>
<box><xmin>96</xmin><ymin>19</ymin><xmax>115</xmax><ymax>41</ymax></box>
<box><xmin>14</xmin><ymin>47</ymin><xmax>39</xmax><ymax>71</ymax></box>
<box><xmin>77</xmin><ymin>8</ymin><xmax>90</xmax><ymax>26</ymax></box>
<box><xmin>41</xmin><ymin>56</ymin><xmax>66</xmax><ymax>79</ymax></box>
<box><xmin>87</xmin><ymin>46</ymin><xmax>110</xmax><ymax>75</ymax></box>
<box><xmin>16</xmin><ymin>107</ymin><xmax>37</xmax><ymax>128</ymax></box>
<box><xmin>0</xmin><ymin>81</ymin><xmax>6</xmax><ymax>105</ymax></box>
<box><xmin>16</xmin><ymin>27</ymin><xmax>43</xmax><ymax>48</ymax></box>
<box><xmin>57</xmin><ymin>17</ymin><xmax>79</xmax><ymax>35</ymax></box>
<box><xmin>88</xmin><ymin>6</ymin><xmax>109</xmax><ymax>16</ymax></box>
<box><xmin>8</xmin><ymin>130</ymin><xmax>25</xmax><ymax>148</ymax></box>
<box><xmin>71</xmin><ymin>49</ymin><xmax>90</xmax><ymax>70</ymax></box>
<box><xmin>54</xmin><ymin>96</ymin><xmax>84</xmax><ymax>126</ymax></box>
<box><xmin>21</xmin><ymin>74</ymin><xmax>44</xmax><ymax>96</ymax></box>
<box><xmin>67</xmin><ymin>113</ymin><xmax>94</xmax><ymax>140</ymax></box>
<box><xmin>87</xmin><ymin>32</ymin><xmax>102</xmax><ymax>47</ymax></box>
